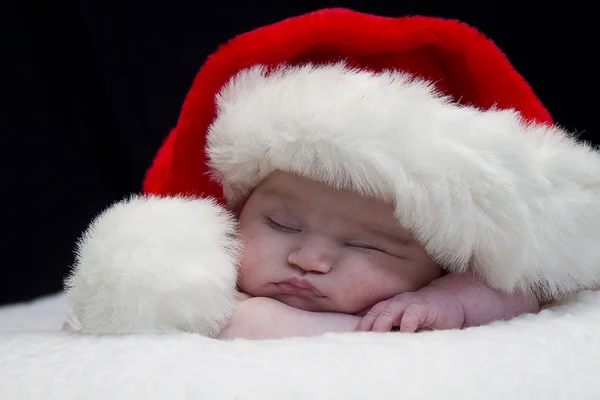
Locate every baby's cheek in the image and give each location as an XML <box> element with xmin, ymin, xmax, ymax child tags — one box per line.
<box><xmin>238</xmin><ymin>232</ymin><xmax>286</xmax><ymax>294</ymax></box>
<box><xmin>237</xmin><ymin>237</ymin><xmax>264</xmax><ymax>291</ymax></box>
<box><xmin>336</xmin><ymin>262</ymin><xmax>421</xmax><ymax>313</ymax></box>
<box><xmin>333</xmin><ymin>273</ymin><xmax>396</xmax><ymax>314</ymax></box>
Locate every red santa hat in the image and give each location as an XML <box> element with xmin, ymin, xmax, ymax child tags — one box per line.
<box><xmin>66</xmin><ymin>9</ymin><xmax>600</xmax><ymax>335</ymax></box>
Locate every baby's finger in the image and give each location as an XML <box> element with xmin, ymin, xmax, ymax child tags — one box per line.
<box><xmin>399</xmin><ymin>303</ymin><xmax>429</xmax><ymax>333</ymax></box>
<box><xmin>372</xmin><ymin>300</ymin><xmax>410</xmax><ymax>332</ymax></box>
<box><xmin>356</xmin><ymin>302</ymin><xmax>387</xmax><ymax>332</ymax></box>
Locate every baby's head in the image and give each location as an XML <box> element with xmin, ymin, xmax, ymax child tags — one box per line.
<box><xmin>132</xmin><ymin>10</ymin><xmax>586</xmax><ymax>316</ymax></box>
<box><xmin>237</xmin><ymin>171</ymin><xmax>442</xmax><ymax>314</ymax></box>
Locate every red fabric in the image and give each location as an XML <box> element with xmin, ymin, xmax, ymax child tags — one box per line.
<box><xmin>142</xmin><ymin>8</ymin><xmax>553</xmax><ymax>200</ymax></box>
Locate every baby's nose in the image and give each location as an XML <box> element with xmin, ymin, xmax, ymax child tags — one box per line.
<box><xmin>288</xmin><ymin>237</ymin><xmax>337</xmax><ymax>274</ymax></box>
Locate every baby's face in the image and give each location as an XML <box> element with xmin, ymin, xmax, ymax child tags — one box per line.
<box><xmin>237</xmin><ymin>171</ymin><xmax>442</xmax><ymax>314</ymax></box>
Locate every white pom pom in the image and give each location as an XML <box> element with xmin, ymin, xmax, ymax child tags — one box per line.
<box><xmin>65</xmin><ymin>195</ymin><xmax>241</xmax><ymax>337</ymax></box>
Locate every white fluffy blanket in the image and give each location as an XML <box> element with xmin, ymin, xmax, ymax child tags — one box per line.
<box><xmin>1</xmin><ymin>291</ymin><xmax>600</xmax><ymax>400</ymax></box>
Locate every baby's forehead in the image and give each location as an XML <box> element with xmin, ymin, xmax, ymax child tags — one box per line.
<box><xmin>257</xmin><ymin>171</ymin><xmax>365</xmax><ymax>200</ymax></box>
<box><xmin>256</xmin><ymin>174</ymin><xmax>367</xmax><ymax>209</ymax></box>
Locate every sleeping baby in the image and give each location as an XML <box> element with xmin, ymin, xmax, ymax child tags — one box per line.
<box><xmin>64</xmin><ymin>171</ymin><xmax>540</xmax><ymax>339</ymax></box>
<box><xmin>217</xmin><ymin>171</ymin><xmax>540</xmax><ymax>339</ymax></box>
<box><xmin>64</xmin><ymin>9</ymin><xmax>600</xmax><ymax>338</ymax></box>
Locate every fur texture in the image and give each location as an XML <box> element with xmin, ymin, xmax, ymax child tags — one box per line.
<box><xmin>143</xmin><ymin>9</ymin><xmax>553</xmax><ymax>200</ymax></box>
<box><xmin>2</xmin><ymin>291</ymin><xmax>600</xmax><ymax>399</ymax></box>
<box><xmin>207</xmin><ymin>63</ymin><xmax>600</xmax><ymax>299</ymax></box>
<box><xmin>64</xmin><ymin>196</ymin><xmax>240</xmax><ymax>336</ymax></box>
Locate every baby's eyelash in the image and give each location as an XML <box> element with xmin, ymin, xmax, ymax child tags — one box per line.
<box><xmin>264</xmin><ymin>217</ymin><xmax>389</xmax><ymax>254</ymax></box>
<box><xmin>347</xmin><ymin>243</ymin><xmax>385</xmax><ymax>252</ymax></box>
<box><xmin>266</xmin><ymin>217</ymin><xmax>301</xmax><ymax>233</ymax></box>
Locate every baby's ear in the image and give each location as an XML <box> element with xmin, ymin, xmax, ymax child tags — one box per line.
<box><xmin>64</xmin><ymin>195</ymin><xmax>241</xmax><ymax>337</ymax></box>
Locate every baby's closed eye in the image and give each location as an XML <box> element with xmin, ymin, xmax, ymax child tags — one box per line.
<box><xmin>345</xmin><ymin>242</ymin><xmax>385</xmax><ymax>252</ymax></box>
<box><xmin>265</xmin><ymin>216</ymin><xmax>301</xmax><ymax>233</ymax></box>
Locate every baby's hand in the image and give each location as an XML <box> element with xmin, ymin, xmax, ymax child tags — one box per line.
<box><xmin>356</xmin><ymin>273</ymin><xmax>540</xmax><ymax>333</ymax></box>
<box><xmin>356</xmin><ymin>286</ymin><xmax>465</xmax><ymax>333</ymax></box>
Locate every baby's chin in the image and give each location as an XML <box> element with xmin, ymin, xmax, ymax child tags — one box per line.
<box><xmin>271</xmin><ymin>293</ymin><xmax>362</xmax><ymax>315</ymax></box>
<box><xmin>242</xmin><ymin>284</ymin><xmax>367</xmax><ymax>314</ymax></box>
<box><xmin>270</xmin><ymin>293</ymin><xmax>326</xmax><ymax>311</ymax></box>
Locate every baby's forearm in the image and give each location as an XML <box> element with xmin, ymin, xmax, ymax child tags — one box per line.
<box><xmin>218</xmin><ymin>297</ymin><xmax>361</xmax><ymax>340</ymax></box>
<box><xmin>429</xmin><ymin>273</ymin><xmax>540</xmax><ymax>328</ymax></box>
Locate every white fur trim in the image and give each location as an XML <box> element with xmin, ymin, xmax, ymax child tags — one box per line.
<box><xmin>65</xmin><ymin>196</ymin><xmax>241</xmax><ymax>337</ymax></box>
<box><xmin>207</xmin><ymin>63</ymin><xmax>600</xmax><ymax>299</ymax></box>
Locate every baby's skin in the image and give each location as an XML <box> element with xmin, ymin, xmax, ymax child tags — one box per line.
<box><xmin>219</xmin><ymin>172</ymin><xmax>539</xmax><ymax>339</ymax></box>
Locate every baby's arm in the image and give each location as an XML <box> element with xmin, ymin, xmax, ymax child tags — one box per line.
<box><xmin>357</xmin><ymin>272</ymin><xmax>540</xmax><ymax>332</ymax></box>
<box><xmin>433</xmin><ymin>272</ymin><xmax>540</xmax><ymax>328</ymax></box>
<box><xmin>63</xmin><ymin>293</ymin><xmax>360</xmax><ymax>339</ymax></box>
<box><xmin>218</xmin><ymin>297</ymin><xmax>361</xmax><ymax>340</ymax></box>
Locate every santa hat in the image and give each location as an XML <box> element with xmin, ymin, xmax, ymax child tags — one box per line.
<box><xmin>66</xmin><ymin>8</ymin><xmax>600</xmax><ymax>335</ymax></box>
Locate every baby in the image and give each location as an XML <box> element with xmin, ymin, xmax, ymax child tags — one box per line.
<box><xmin>64</xmin><ymin>9</ymin><xmax>600</xmax><ymax>338</ymax></box>
<box><xmin>218</xmin><ymin>171</ymin><xmax>538</xmax><ymax>339</ymax></box>
<box><xmin>64</xmin><ymin>170</ymin><xmax>539</xmax><ymax>338</ymax></box>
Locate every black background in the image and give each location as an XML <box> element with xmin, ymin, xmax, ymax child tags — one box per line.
<box><xmin>2</xmin><ymin>1</ymin><xmax>596</xmax><ymax>305</ymax></box>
